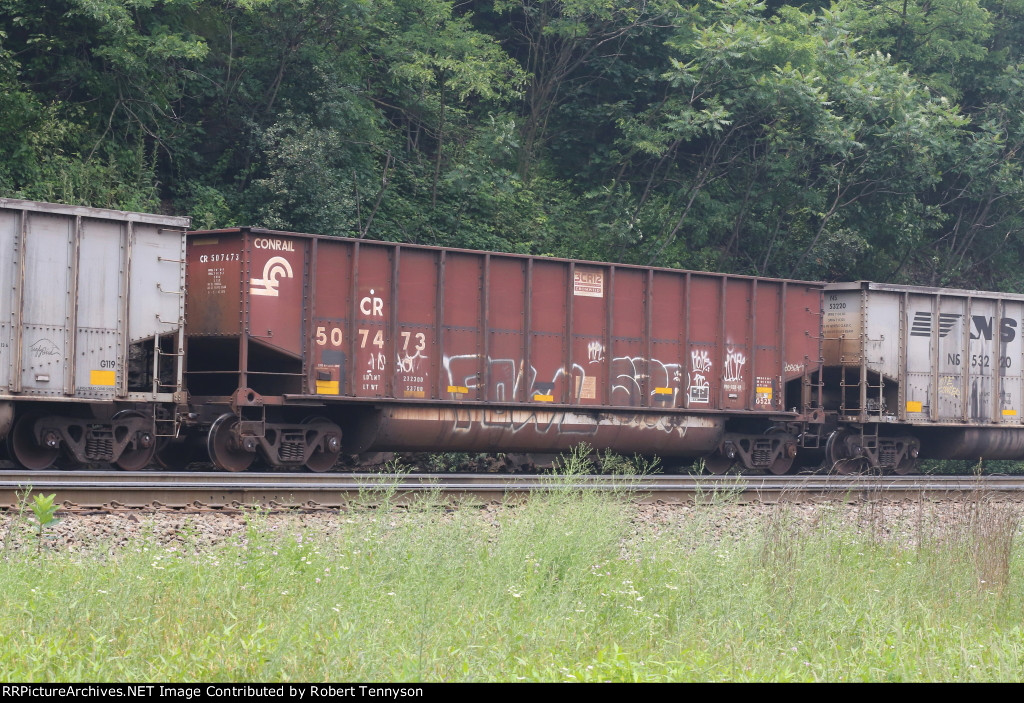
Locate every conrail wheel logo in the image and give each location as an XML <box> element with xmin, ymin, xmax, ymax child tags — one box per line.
<box><xmin>250</xmin><ymin>256</ymin><xmax>294</xmax><ymax>297</ymax></box>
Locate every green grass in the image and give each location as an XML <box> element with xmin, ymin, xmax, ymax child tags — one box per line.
<box><xmin>2</xmin><ymin>478</ymin><xmax>1024</xmax><ymax>681</ymax></box>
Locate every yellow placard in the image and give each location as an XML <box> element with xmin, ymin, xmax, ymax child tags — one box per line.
<box><xmin>90</xmin><ymin>370</ymin><xmax>116</xmax><ymax>386</ymax></box>
<box><xmin>756</xmin><ymin>386</ymin><xmax>773</xmax><ymax>394</ymax></box>
<box><xmin>447</xmin><ymin>385</ymin><xmax>469</xmax><ymax>394</ymax></box>
<box><xmin>1003</xmin><ymin>409</ymin><xmax>1018</xmax><ymax>416</ymax></box>
<box><xmin>906</xmin><ymin>401</ymin><xmax>923</xmax><ymax>413</ymax></box>
<box><xmin>653</xmin><ymin>387</ymin><xmax>674</xmax><ymax>395</ymax></box>
<box><xmin>534</xmin><ymin>394</ymin><xmax>554</xmax><ymax>402</ymax></box>
<box><xmin>315</xmin><ymin>380</ymin><xmax>339</xmax><ymax>395</ymax></box>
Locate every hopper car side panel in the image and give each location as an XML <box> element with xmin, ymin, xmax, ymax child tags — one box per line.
<box><xmin>186</xmin><ymin>228</ymin><xmax>824</xmax><ymax>471</ymax></box>
<box><xmin>823</xmin><ymin>281</ymin><xmax>1024</xmax><ymax>466</ymax></box>
<box><xmin>0</xmin><ymin>198</ymin><xmax>189</xmax><ymax>470</ymax></box>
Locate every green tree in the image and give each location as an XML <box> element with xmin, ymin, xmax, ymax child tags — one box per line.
<box><xmin>490</xmin><ymin>0</ymin><xmax>684</xmax><ymax>180</ymax></box>
<box><xmin>596</xmin><ymin>0</ymin><xmax>964</xmax><ymax>280</ymax></box>
<box><xmin>0</xmin><ymin>0</ymin><xmax>208</xmax><ymax>208</ymax></box>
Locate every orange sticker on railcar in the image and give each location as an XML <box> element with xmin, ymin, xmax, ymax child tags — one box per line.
<box><xmin>90</xmin><ymin>370</ymin><xmax>116</xmax><ymax>386</ymax></box>
<box><xmin>315</xmin><ymin>380</ymin><xmax>339</xmax><ymax>395</ymax></box>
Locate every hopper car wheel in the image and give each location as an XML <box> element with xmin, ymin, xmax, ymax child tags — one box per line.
<box><xmin>894</xmin><ymin>457</ymin><xmax>918</xmax><ymax>475</ymax></box>
<box><xmin>154</xmin><ymin>406</ymin><xmax>195</xmax><ymax>469</ymax></box>
<box><xmin>155</xmin><ymin>438</ymin><xmax>196</xmax><ymax>470</ymax></box>
<box><xmin>825</xmin><ymin>430</ymin><xmax>863</xmax><ymax>475</ymax></box>
<box><xmin>768</xmin><ymin>455</ymin><xmax>795</xmax><ymax>475</ymax></box>
<box><xmin>303</xmin><ymin>416</ymin><xmax>342</xmax><ymax>473</ymax></box>
<box><xmin>831</xmin><ymin>458</ymin><xmax>862</xmax><ymax>475</ymax></box>
<box><xmin>10</xmin><ymin>413</ymin><xmax>59</xmax><ymax>470</ymax></box>
<box><xmin>207</xmin><ymin>414</ymin><xmax>255</xmax><ymax>472</ymax></box>
<box><xmin>113</xmin><ymin>410</ymin><xmax>156</xmax><ymax>471</ymax></box>
<box><xmin>703</xmin><ymin>453</ymin><xmax>734</xmax><ymax>475</ymax></box>
<box><xmin>765</xmin><ymin>427</ymin><xmax>795</xmax><ymax>475</ymax></box>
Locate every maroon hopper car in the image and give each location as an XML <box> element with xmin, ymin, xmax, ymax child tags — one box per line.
<box><xmin>184</xmin><ymin>229</ymin><xmax>824</xmax><ymax>472</ymax></box>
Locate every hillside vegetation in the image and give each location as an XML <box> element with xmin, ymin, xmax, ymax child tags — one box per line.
<box><xmin>3</xmin><ymin>0</ymin><xmax>1024</xmax><ymax>288</ymax></box>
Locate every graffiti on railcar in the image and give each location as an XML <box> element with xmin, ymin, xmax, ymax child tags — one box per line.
<box><xmin>448</xmin><ymin>406</ymin><xmax>712</xmax><ymax>438</ymax></box>
<box><xmin>29</xmin><ymin>338</ymin><xmax>61</xmax><ymax>359</ymax></box>
<box><xmin>611</xmin><ymin>355</ymin><xmax>682</xmax><ymax>406</ymax></box>
<box><xmin>442</xmin><ymin>348</ymin><xmax>682</xmax><ymax>407</ymax></box>
<box><xmin>938</xmin><ymin>375</ymin><xmax>960</xmax><ymax>401</ymax></box>
<box><xmin>688</xmin><ymin>349</ymin><xmax>711</xmax><ymax>404</ymax></box>
<box><xmin>723</xmin><ymin>346</ymin><xmax>746</xmax><ymax>398</ymax></box>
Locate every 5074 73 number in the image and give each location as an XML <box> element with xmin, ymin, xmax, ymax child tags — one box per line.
<box><xmin>315</xmin><ymin>327</ymin><xmax>428</xmax><ymax>352</ymax></box>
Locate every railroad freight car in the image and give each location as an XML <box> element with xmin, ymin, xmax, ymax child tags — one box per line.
<box><xmin>822</xmin><ymin>281</ymin><xmax>1024</xmax><ymax>473</ymax></box>
<box><xmin>0</xmin><ymin>198</ymin><xmax>189</xmax><ymax>469</ymax></box>
<box><xmin>183</xmin><ymin>228</ymin><xmax>825</xmax><ymax>472</ymax></box>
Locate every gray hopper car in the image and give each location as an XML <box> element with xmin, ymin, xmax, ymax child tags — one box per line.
<box><xmin>0</xmin><ymin>198</ymin><xmax>189</xmax><ymax>469</ymax></box>
<box><xmin>822</xmin><ymin>281</ymin><xmax>1024</xmax><ymax>471</ymax></box>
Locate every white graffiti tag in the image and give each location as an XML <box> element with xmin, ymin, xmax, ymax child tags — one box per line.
<box><xmin>723</xmin><ymin>347</ymin><xmax>746</xmax><ymax>383</ymax></box>
<box><xmin>688</xmin><ymin>349</ymin><xmax>711</xmax><ymax>404</ymax></box>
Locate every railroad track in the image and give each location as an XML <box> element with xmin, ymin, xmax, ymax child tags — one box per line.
<box><xmin>1</xmin><ymin>471</ymin><xmax>1023</xmax><ymax>510</ymax></box>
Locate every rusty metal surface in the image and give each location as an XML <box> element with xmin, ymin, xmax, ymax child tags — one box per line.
<box><xmin>186</xmin><ymin>234</ymin><xmax>244</xmax><ymax>337</ymax></box>
<box><xmin>1</xmin><ymin>471</ymin><xmax>1023</xmax><ymax>510</ymax></box>
<box><xmin>186</xmin><ymin>227</ymin><xmax>825</xmax><ymax>458</ymax></box>
<box><xmin>346</xmin><ymin>405</ymin><xmax>725</xmax><ymax>456</ymax></box>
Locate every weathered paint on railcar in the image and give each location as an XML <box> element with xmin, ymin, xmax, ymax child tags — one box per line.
<box><xmin>0</xmin><ymin>199</ymin><xmax>188</xmax><ymax>404</ymax></box>
<box><xmin>824</xmin><ymin>281</ymin><xmax>1024</xmax><ymax>460</ymax></box>
<box><xmin>186</xmin><ymin>228</ymin><xmax>823</xmax><ymax>462</ymax></box>
<box><xmin>0</xmin><ymin>198</ymin><xmax>189</xmax><ymax>470</ymax></box>
<box><xmin>346</xmin><ymin>406</ymin><xmax>724</xmax><ymax>455</ymax></box>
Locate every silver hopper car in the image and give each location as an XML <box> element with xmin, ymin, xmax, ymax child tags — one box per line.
<box><xmin>823</xmin><ymin>281</ymin><xmax>1024</xmax><ymax>472</ymax></box>
<box><xmin>0</xmin><ymin>198</ymin><xmax>189</xmax><ymax>469</ymax></box>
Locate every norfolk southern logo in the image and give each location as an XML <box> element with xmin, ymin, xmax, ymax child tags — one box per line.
<box><xmin>910</xmin><ymin>312</ymin><xmax>1018</xmax><ymax>342</ymax></box>
<box><xmin>910</xmin><ymin>312</ymin><xmax>961</xmax><ymax>338</ymax></box>
<box><xmin>250</xmin><ymin>256</ymin><xmax>294</xmax><ymax>297</ymax></box>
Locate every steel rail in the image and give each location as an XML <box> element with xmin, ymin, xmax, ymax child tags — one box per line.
<box><xmin>1</xmin><ymin>472</ymin><xmax>1022</xmax><ymax>510</ymax></box>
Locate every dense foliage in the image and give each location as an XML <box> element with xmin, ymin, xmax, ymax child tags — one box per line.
<box><xmin>4</xmin><ymin>0</ymin><xmax>1024</xmax><ymax>287</ymax></box>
